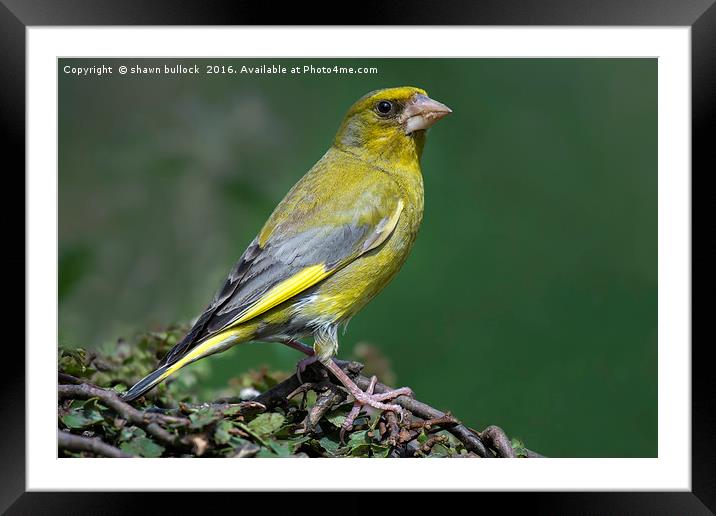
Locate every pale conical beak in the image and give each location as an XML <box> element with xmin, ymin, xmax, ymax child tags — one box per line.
<box><xmin>401</xmin><ymin>93</ymin><xmax>452</xmax><ymax>134</ymax></box>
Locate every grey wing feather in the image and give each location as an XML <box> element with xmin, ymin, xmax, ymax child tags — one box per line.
<box><xmin>207</xmin><ymin>224</ymin><xmax>373</xmax><ymax>330</ymax></box>
<box><xmin>158</xmin><ymin>223</ymin><xmax>374</xmax><ymax>367</ymax></box>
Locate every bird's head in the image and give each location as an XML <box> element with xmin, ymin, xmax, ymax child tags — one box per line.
<box><xmin>334</xmin><ymin>86</ymin><xmax>452</xmax><ymax>168</ymax></box>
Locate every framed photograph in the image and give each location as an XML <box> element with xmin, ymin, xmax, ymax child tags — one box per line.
<box><xmin>7</xmin><ymin>0</ymin><xmax>710</xmax><ymax>512</ymax></box>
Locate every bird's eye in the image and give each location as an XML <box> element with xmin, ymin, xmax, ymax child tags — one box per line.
<box><xmin>375</xmin><ymin>100</ymin><xmax>394</xmax><ymax>116</ymax></box>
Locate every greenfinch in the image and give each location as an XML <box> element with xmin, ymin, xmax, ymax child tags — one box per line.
<box><xmin>123</xmin><ymin>86</ymin><xmax>452</xmax><ymax>425</ymax></box>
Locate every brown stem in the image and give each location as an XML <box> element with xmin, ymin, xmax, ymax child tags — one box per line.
<box><xmin>58</xmin><ymin>430</ymin><xmax>132</xmax><ymax>458</ymax></box>
<box><xmin>254</xmin><ymin>360</ymin><xmax>494</xmax><ymax>457</ymax></box>
<box><xmin>418</xmin><ymin>434</ymin><xmax>450</xmax><ymax>456</ymax></box>
<box><xmin>480</xmin><ymin>425</ymin><xmax>516</xmax><ymax>458</ymax></box>
<box><xmin>58</xmin><ymin>373</ymin><xmax>83</xmax><ymax>385</ymax></box>
<box><xmin>409</xmin><ymin>413</ymin><xmax>459</xmax><ymax>431</ymax></box>
<box><xmin>350</xmin><ymin>372</ymin><xmax>494</xmax><ymax>458</ymax></box>
<box><xmin>58</xmin><ymin>383</ymin><xmax>189</xmax><ymax>448</ymax></box>
<box><xmin>148</xmin><ymin>401</ymin><xmax>266</xmax><ymax>418</ymax></box>
<box><xmin>304</xmin><ymin>384</ymin><xmax>346</xmax><ymax>432</ymax></box>
<box><xmin>383</xmin><ymin>411</ymin><xmax>401</xmax><ymax>446</ymax></box>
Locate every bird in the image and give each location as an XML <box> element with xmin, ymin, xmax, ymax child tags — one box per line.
<box><xmin>122</xmin><ymin>86</ymin><xmax>452</xmax><ymax>431</ymax></box>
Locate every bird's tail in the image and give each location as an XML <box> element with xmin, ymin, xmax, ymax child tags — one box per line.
<box><xmin>121</xmin><ymin>326</ymin><xmax>247</xmax><ymax>402</ymax></box>
<box><xmin>121</xmin><ymin>363</ymin><xmax>174</xmax><ymax>401</ymax></box>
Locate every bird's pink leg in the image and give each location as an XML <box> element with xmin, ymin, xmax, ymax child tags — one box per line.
<box><xmin>278</xmin><ymin>338</ymin><xmax>413</xmax><ymax>435</ymax></box>
<box><xmin>321</xmin><ymin>358</ymin><xmax>413</xmax><ymax>438</ymax></box>
<box><xmin>340</xmin><ymin>375</ymin><xmax>377</xmax><ymax>442</ymax></box>
<box><xmin>279</xmin><ymin>338</ymin><xmax>314</xmax><ymax>356</ymax></box>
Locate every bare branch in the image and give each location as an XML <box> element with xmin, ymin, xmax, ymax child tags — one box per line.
<box><xmin>58</xmin><ymin>383</ymin><xmax>189</xmax><ymax>448</ymax></box>
<box><xmin>58</xmin><ymin>373</ymin><xmax>82</xmax><ymax>385</ymax></box>
<box><xmin>303</xmin><ymin>384</ymin><xmax>346</xmax><ymax>432</ymax></box>
<box><xmin>480</xmin><ymin>425</ymin><xmax>516</xmax><ymax>458</ymax></box>
<box><xmin>418</xmin><ymin>434</ymin><xmax>450</xmax><ymax>456</ymax></box>
<box><xmin>148</xmin><ymin>401</ymin><xmax>265</xmax><ymax>418</ymax></box>
<box><xmin>58</xmin><ymin>430</ymin><xmax>132</xmax><ymax>458</ymax></box>
<box><xmin>253</xmin><ymin>360</ymin><xmax>495</xmax><ymax>457</ymax></box>
<box><xmin>409</xmin><ymin>413</ymin><xmax>459</xmax><ymax>431</ymax></box>
<box><xmin>348</xmin><ymin>366</ymin><xmax>494</xmax><ymax>458</ymax></box>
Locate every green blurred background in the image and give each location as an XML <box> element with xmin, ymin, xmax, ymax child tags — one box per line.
<box><xmin>59</xmin><ymin>58</ymin><xmax>657</xmax><ymax>457</ymax></box>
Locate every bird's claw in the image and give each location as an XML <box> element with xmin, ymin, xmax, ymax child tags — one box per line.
<box><xmin>339</xmin><ymin>377</ymin><xmax>411</xmax><ymax>442</ymax></box>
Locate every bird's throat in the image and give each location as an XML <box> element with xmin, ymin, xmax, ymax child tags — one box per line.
<box><xmin>338</xmin><ymin>131</ymin><xmax>425</xmax><ymax>174</ymax></box>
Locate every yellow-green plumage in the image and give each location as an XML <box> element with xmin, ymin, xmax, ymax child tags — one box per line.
<box><xmin>122</xmin><ymin>86</ymin><xmax>450</xmax><ymax>401</ymax></box>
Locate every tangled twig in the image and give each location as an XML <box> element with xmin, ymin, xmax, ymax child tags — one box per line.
<box><xmin>251</xmin><ymin>360</ymin><xmax>542</xmax><ymax>458</ymax></box>
<box><xmin>58</xmin><ymin>360</ymin><xmax>543</xmax><ymax>458</ymax></box>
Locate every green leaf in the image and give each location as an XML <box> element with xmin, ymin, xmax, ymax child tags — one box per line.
<box><xmin>58</xmin><ymin>348</ymin><xmax>95</xmax><ymax>378</ymax></box>
<box><xmin>246</xmin><ymin>413</ymin><xmax>285</xmax><ymax>437</ymax></box>
<box><xmin>272</xmin><ymin>423</ymin><xmax>301</xmax><ymax>439</ymax></box>
<box><xmin>346</xmin><ymin>430</ymin><xmax>370</xmax><ymax>447</ymax></box>
<box><xmin>370</xmin><ymin>444</ymin><xmax>392</xmax><ymax>458</ymax></box>
<box><xmin>268</xmin><ymin>441</ymin><xmax>293</xmax><ymax>457</ymax></box>
<box><xmin>256</xmin><ymin>448</ymin><xmax>277</xmax><ymax>458</ymax></box>
<box><xmin>59</xmin><ymin>398</ymin><xmax>106</xmax><ymax>429</ymax></box>
<box><xmin>60</xmin><ymin>414</ymin><xmax>93</xmax><ymax>429</ymax></box>
<box><xmin>318</xmin><ymin>436</ymin><xmax>341</xmax><ymax>454</ymax></box>
<box><xmin>234</xmin><ymin>422</ymin><xmax>269</xmax><ymax>448</ymax></box>
<box><xmin>428</xmin><ymin>443</ymin><xmax>452</xmax><ymax>458</ymax></box>
<box><xmin>347</xmin><ymin>443</ymin><xmax>373</xmax><ymax>457</ymax></box>
<box><xmin>214</xmin><ymin>421</ymin><xmax>234</xmax><ymax>445</ymax></box>
<box><xmin>323</xmin><ymin>406</ymin><xmax>350</xmax><ymax>428</ymax></box>
<box><xmin>119</xmin><ymin>426</ymin><xmax>145</xmax><ymax>442</ymax></box>
<box><xmin>511</xmin><ymin>438</ymin><xmax>528</xmax><ymax>458</ymax></box>
<box><xmin>334</xmin><ymin>430</ymin><xmax>372</xmax><ymax>457</ymax></box>
<box><xmin>325</xmin><ymin>413</ymin><xmax>346</xmax><ymax>428</ymax></box>
<box><xmin>189</xmin><ymin>407</ymin><xmax>218</xmax><ymax>429</ymax></box>
<box><xmin>417</xmin><ymin>430</ymin><xmax>429</xmax><ymax>444</ymax></box>
<box><xmin>112</xmin><ymin>384</ymin><xmax>127</xmax><ymax>394</ymax></box>
<box><xmin>303</xmin><ymin>390</ymin><xmax>317</xmax><ymax>406</ymax></box>
<box><xmin>285</xmin><ymin>436</ymin><xmax>310</xmax><ymax>454</ymax></box>
<box><xmin>120</xmin><ymin>437</ymin><xmax>164</xmax><ymax>458</ymax></box>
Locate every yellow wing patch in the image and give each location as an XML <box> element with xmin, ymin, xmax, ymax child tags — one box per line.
<box><xmin>235</xmin><ymin>264</ymin><xmax>330</xmax><ymax>324</ymax></box>
<box><xmin>158</xmin><ymin>266</ymin><xmax>330</xmax><ymax>379</ymax></box>
<box><xmin>225</xmin><ymin>200</ymin><xmax>403</xmax><ymax>330</ymax></box>
<box><xmin>163</xmin><ymin>326</ymin><xmax>246</xmax><ymax>379</ymax></box>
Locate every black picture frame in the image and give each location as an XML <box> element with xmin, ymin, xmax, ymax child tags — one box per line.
<box><xmin>5</xmin><ymin>1</ymin><xmax>711</xmax><ymax>512</ymax></box>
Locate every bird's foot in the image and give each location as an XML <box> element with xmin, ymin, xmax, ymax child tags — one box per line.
<box><xmin>339</xmin><ymin>377</ymin><xmax>413</xmax><ymax>442</ymax></box>
<box><xmin>322</xmin><ymin>360</ymin><xmax>412</xmax><ymax>442</ymax></box>
<box><xmin>281</xmin><ymin>340</ymin><xmax>414</xmax><ymax>440</ymax></box>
